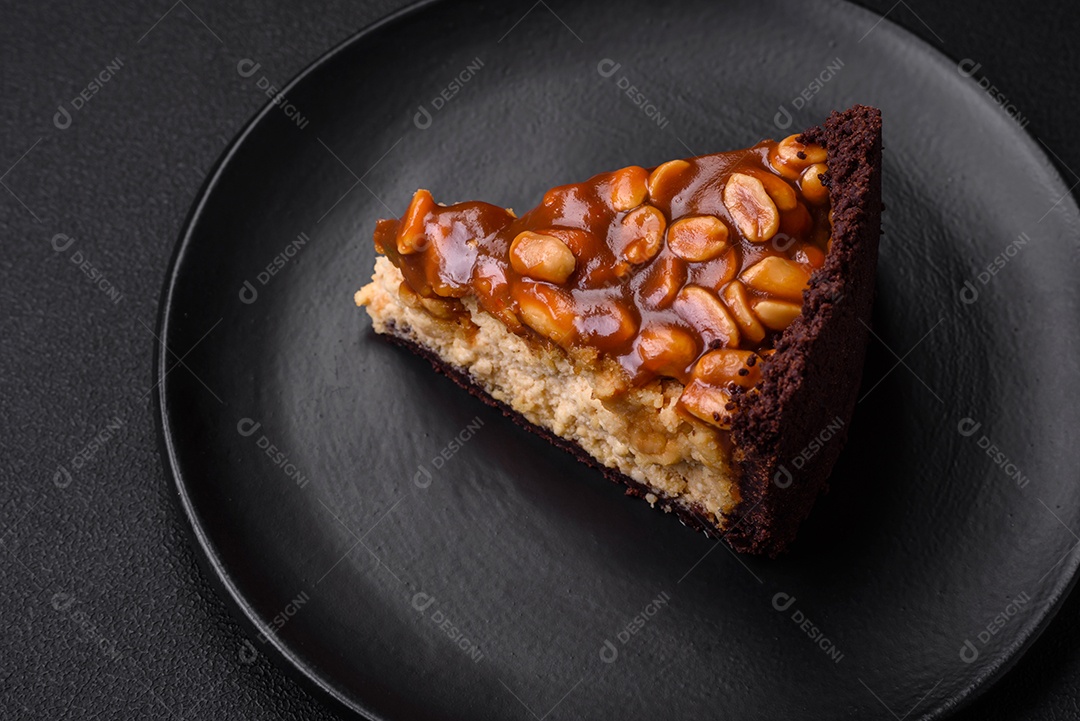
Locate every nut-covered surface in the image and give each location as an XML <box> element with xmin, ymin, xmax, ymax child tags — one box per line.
<box><xmin>373</xmin><ymin>137</ymin><xmax>830</xmax><ymax>426</ymax></box>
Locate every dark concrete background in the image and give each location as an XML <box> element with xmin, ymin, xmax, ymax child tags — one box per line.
<box><xmin>2</xmin><ymin>0</ymin><xmax>1078</xmax><ymax>718</ymax></box>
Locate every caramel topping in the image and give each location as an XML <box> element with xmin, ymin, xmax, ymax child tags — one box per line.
<box><xmin>373</xmin><ymin>135</ymin><xmax>831</xmax><ymax>427</ymax></box>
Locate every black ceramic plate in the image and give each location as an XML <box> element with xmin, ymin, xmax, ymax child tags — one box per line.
<box><xmin>156</xmin><ymin>0</ymin><xmax>1080</xmax><ymax>718</ymax></box>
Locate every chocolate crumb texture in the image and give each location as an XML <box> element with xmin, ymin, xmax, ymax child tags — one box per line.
<box><xmin>729</xmin><ymin>105</ymin><xmax>882</xmax><ymax>556</ymax></box>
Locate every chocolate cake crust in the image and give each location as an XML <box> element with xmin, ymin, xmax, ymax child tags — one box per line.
<box><xmin>726</xmin><ymin>105</ymin><xmax>883</xmax><ymax>555</ymax></box>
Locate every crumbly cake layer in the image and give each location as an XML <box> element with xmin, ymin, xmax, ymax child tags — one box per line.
<box><xmin>357</xmin><ymin>257</ymin><xmax>741</xmax><ymax>523</ymax></box>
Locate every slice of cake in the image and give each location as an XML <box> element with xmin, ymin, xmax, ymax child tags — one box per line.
<box><xmin>356</xmin><ymin>105</ymin><xmax>882</xmax><ymax>555</ymax></box>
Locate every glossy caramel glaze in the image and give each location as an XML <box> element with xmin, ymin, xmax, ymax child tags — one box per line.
<box><xmin>373</xmin><ymin>139</ymin><xmax>830</xmax><ymax>396</ymax></box>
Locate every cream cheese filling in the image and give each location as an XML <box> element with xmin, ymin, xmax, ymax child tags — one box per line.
<box><xmin>356</xmin><ymin>257</ymin><xmax>740</xmax><ymax>524</ymax></box>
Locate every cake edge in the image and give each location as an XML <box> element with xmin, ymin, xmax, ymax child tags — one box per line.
<box><xmin>726</xmin><ymin>105</ymin><xmax>883</xmax><ymax>556</ymax></box>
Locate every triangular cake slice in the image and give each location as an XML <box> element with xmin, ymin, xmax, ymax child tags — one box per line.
<box><xmin>356</xmin><ymin>105</ymin><xmax>882</xmax><ymax>555</ymax></box>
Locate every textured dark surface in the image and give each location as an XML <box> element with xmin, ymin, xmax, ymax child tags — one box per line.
<box><xmin>167</xmin><ymin>0</ymin><xmax>1080</xmax><ymax>718</ymax></box>
<box><xmin>3</xmin><ymin>1</ymin><xmax>1080</xmax><ymax>720</ymax></box>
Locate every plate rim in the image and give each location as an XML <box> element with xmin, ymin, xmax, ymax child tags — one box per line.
<box><xmin>153</xmin><ymin>2</ymin><xmax>442</xmax><ymax>717</ymax></box>
<box><xmin>152</xmin><ymin>0</ymin><xmax>1080</xmax><ymax>718</ymax></box>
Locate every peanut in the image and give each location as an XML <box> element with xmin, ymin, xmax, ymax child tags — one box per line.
<box><xmin>510</xmin><ymin>231</ymin><xmax>577</xmax><ymax>284</ymax></box>
<box><xmin>743</xmin><ymin>169</ymin><xmax>798</xmax><ymax>211</ymax></box>
<box><xmin>578</xmin><ymin>301</ymin><xmax>638</xmax><ymax>346</ymax></box>
<box><xmin>800</xmin><ymin>163</ymin><xmax>829</xmax><ymax>205</ymax></box>
<box><xmin>620</xmin><ymin>205</ymin><xmax>667</xmax><ymax>264</ymax></box>
<box><xmin>753</xmin><ymin>299</ymin><xmax>802</xmax><ymax>331</ymax></box>
<box><xmin>515</xmin><ymin>283</ymin><xmax>576</xmax><ymax>345</ymax></box>
<box><xmin>609</xmin><ymin>166</ymin><xmax>649</xmax><ymax>211</ymax></box>
<box><xmin>723</xmin><ymin>173</ymin><xmax>779</xmax><ymax>242</ymax></box>
<box><xmin>674</xmin><ymin>285</ymin><xmax>740</xmax><ymax>349</ymax></box>
<box><xmin>636</xmin><ymin>324</ymin><xmax>699</xmax><ymax>378</ymax></box>
<box><xmin>795</xmin><ymin>244</ymin><xmax>826</xmax><ymax>269</ymax></box>
<box><xmin>722</xmin><ymin>281</ymin><xmax>766</xmax><ymax>344</ymax></box>
<box><xmin>679</xmin><ymin>380</ymin><xmax>733</xmax><ymax>429</ymax></box>
<box><xmin>768</xmin><ymin>135</ymin><xmax>826</xmax><ymax>179</ymax></box>
<box><xmin>647</xmin><ymin>159</ymin><xmax>691</xmax><ymax>201</ymax></box>
<box><xmin>741</xmin><ymin>256</ymin><xmax>810</xmax><ymax>302</ymax></box>
<box><xmin>667</xmin><ymin>215</ymin><xmax>729</xmax><ymax>262</ymax></box>
<box><xmin>777</xmin><ymin>134</ymin><xmax>827</xmax><ymax>165</ymax></box>
<box><xmin>692</xmin><ymin>348</ymin><xmax>762</xmax><ymax>389</ymax></box>
<box><xmin>639</xmin><ymin>253</ymin><xmax>686</xmax><ymax>309</ymax></box>
<box><xmin>397</xmin><ymin>189</ymin><xmax>435</xmax><ymax>254</ymax></box>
